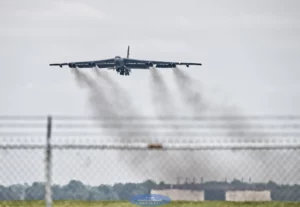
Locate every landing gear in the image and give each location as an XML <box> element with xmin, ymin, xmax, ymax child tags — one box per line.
<box><xmin>119</xmin><ymin>71</ymin><xmax>129</xmax><ymax>76</ymax></box>
<box><xmin>116</xmin><ymin>67</ymin><xmax>130</xmax><ymax>76</ymax></box>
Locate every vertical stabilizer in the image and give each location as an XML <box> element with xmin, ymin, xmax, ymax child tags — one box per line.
<box><xmin>127</xmin><ymin>45</ymin><xmax>130</xmax><ymax>58</ymax></box>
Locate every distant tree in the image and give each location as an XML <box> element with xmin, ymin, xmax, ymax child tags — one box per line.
<box><xmin>52</xmin><ymin>184</ymin><xmax>64</xmax><ymax>200</ymax></box>
<box><xmin>25</xmin><ymin>182</ymin><xmax>45</xmax><ymax>200</ymax></box>
<box><xmin>61</xmin><ymin>180</ymin><xmax>89</xmax><ymax>200</ymax></box>
<box><xmin>8</xmin><ymin>184</ymin><xmax>26</xmax><ymax>200</ymax></box>
<box><xmin>88</xmin><ymin>187</ymin><xmax>107</xmax><ymax>200</ymax></box>
<box><xmin>98</xmin><ymin>185</ymin><xmax>110</xmax><ymax>194</ymax></box>
<box><xmin>159</xmin><ymin>181</ymin><xmax>165</xmax><ymax>186</ymax></box>
<box><xmin>267</xmin><ymin>180</ymin><xmax>278</xmax><ymax>189</ymax></box>
<box><xmin>112</xmin><ymin>183</ymin><xmax>124</xmax><ymax>198</ymax></box>
<box><xmin>0</xmin><ymin>185</ymin><xmax>22</xmax><ymax>200</ymax></box>
<box><xmin>141</xmin><ymin>179</ymin><xmax>157</xmax><ymax>191</ymax></box>
<box><xmin>1</xmin><ymin>179</ymin><xmax>300</xmax><ymax>201</ymax></box>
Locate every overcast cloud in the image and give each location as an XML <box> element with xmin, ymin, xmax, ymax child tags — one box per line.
<box><xmin>0</xmin><ymin>0</ymin><xmax>299</xmax><ymax>115</ymax></box>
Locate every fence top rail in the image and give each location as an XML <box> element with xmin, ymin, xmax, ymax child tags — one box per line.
<box><xmin>2</xmin><ymin>115</ymin><xmax>300</xmax><ymax>120</ymax></box>
<box><xmin>3</xmin><ymin>123</ymin><xmax>300</xmax><ymax>128</ymax></box>
<box><xmin>1</xmin><ymin>143</ymin><xmax>300</xmax><ymax>150</ymax></box>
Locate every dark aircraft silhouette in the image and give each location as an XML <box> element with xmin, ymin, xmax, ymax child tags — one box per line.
<box><xmin>49</xmin><ymin>46</ymin><xmax>202</xmax><ymax>76</ymax></box>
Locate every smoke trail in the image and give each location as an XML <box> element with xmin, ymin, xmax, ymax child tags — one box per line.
<box><xmin>89</xmin><ymin>68</ymin><xmax>218</xmax><ymax>182</ymax></box>
<box><xmin>172</xmin><ymin>67</ymin><xmax>208</xmax><ymax>115</ymax></box>
<box><xmin>172</xmin><ymin>67</ymin><xmax>251</xmax><ymax>135</ymax></box>
<box><xmin>71</xmin><ymin>68</ymin><xmax>128</xmax><ymax>140</ymax></box>
<box><xmin>73</xmin><ymin>68</ymin><xmax>153</xmax><ymax>141</ymax></box>
<box><xmin>171</xmin><ymin>67</ymin><xmax>275</xmax><ymax>181</ymax></box>
<box><xmin>71</xmin><ymin>68</ymin><xmax>118</xmax><ymax>117</ymax></box>
<box><xmin>73</xmin><ymin>69</ymin><xmax>172</xmax><ymax>179</ymax></box>
<box><xmin>71</xmin><ymin>68</ymin><xmax>276</xmax><ymax>185</ymax></box>
<box><xmin>95</xmin><ymin>70</ymin><xmax>137</xmax><ymax>116</ymax></box>
<box><xmin>149</xmin><ymin>67</ymin><xmax>177</xmax><ymax>116</ymax></box>
<box><xmin>147</xmin><ymin>67</ymin><xmax>222</xmax><ymax>182</ymax></box>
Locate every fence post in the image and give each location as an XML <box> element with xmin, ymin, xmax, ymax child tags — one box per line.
<box><xmin>45</xmin><ymin>116</ymin><xmax>52</xmax><ymax>207</ymax></box>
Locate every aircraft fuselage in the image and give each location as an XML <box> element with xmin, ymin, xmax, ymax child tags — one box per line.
<box><xmin>114</xmin><ymin>56</ymin><xmax>130</xmax><ymax>76</ymax></box>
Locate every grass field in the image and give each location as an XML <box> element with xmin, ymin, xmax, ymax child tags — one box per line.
<box><xmin>0</xmin><ymin>201</ymin><xmax>299</xmax><ymax>207</ymax></box>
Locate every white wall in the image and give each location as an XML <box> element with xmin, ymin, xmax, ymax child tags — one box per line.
<box><xmin>151</xmin><ymin>189</ymin><xmax>204</xmax><ymax>201</ymax></box>
<box><xmin>225</xmin><ymin>190</ymin><xmax>271</xmax><ymax>201</ymax></box>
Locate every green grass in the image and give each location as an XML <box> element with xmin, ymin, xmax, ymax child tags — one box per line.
<box><xmin>0</xmin><ymin>201</ymin><xmax>299</xmax><ymax>207</ymax></box>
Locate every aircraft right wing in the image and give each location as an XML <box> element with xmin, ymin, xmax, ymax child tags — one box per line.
<box><xmin>50</xmin><ymin>58</ymin><xmax>115</xmax><ymax>68</ymax></box>
<box><xmin>124</xmin><ymin>58</ymin><xmax>202</xmax><ymax>68</ymax></box>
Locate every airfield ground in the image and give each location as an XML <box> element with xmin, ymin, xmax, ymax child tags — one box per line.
<box><xmin>0</xmin><ymin>201</ymin><xmax>299</xmax><ymax>207</ymax></box>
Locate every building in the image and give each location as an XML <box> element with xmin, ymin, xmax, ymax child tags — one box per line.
<box><xmin>225</xmin><ymin>190</ymin><xmax>272</xmax><ymax>201</ymax></box>
<box><xmin>151</xmin><ymin>189</ymin><xmax>205</xmax><ymax>201</ymax></box>
<box><xmin>151</xmin><ymin>181</ymin><xmax>272</xmax><ymax>201</ymax></box>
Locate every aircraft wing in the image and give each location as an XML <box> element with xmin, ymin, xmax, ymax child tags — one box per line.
<box><xmin>49</xmin><ymin>58</ymin><xmax>115</xmax><ymax>68</ymax></box>
<box><xmin>124</xmin><ymin>58</ymin><xmax>202</xmax><ymax>68</ymax></box>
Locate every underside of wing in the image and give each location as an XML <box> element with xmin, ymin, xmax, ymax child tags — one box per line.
<box><xmin>125</xmin><ymin>63</ymin><xmax>150</xmax><ymax>69</ymax></box>
<box><xmin>125</xmin><ymin>58</ymin><xmax>178</xmax><ymax>65</ymax></box>
<box><xmin>125</xmin><ymin>59</ymin><xmax>178</xmax><ymax>69</ymax></box>
<box><xmin>124</xmin><ymin>58</ymin><xmax>201</xmax><ymax>68</ymax></box>
<box><xmin>50</xmin><ymin>58</ymin><xmax>115</xmax><ymax>68</ymax></box>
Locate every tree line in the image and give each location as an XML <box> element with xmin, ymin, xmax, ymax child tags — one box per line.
<box><xmin>0</xmin><ymin>179</ymin><xmax>299</xmax><ymax>201</ymax></box>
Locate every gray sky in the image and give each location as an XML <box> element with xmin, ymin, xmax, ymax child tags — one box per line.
<box><xmin>0</xmin><ymin>0</ymin><xmax>299</xmax><ymax>115</ymax></box>
<box><xmin>1</xmin><ymin>0</ymin><xmax>300</xmax><ymax>186</ymax></box>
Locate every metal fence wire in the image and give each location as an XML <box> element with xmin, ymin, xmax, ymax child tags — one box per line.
<box><xmin>0</xmin><ymin>115</ymin><xmax>300</xmax><ymax>206</ymax></box>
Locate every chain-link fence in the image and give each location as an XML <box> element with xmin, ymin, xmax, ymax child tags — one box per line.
<box><xmin>1</xmin><ymin>115</ymin><xmax>300</xmax><ymax>206</ymax></box>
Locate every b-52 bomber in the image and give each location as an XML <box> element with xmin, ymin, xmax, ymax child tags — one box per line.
<box><xmin>49</xmin><ymin>46</ymin><xmax>202</xmax><ymax>76</ymax></box>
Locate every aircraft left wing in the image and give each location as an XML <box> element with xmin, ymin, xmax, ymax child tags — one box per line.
<box><xmin>124</xmin><ymin>58</ymin><xmax>202</xmax><ymax>68</ymax></box>
<box><xmin>50</xmin><ymin>58</ymin><xmax>115</xmax><ymax>68</ymax></box>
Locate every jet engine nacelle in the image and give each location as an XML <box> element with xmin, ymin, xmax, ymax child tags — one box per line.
<box><xmin>170</xmin><ymin>63</ymin><xmax>176</xmax><ymax>68</ymax></box>
<box><xmin>88</xmin><ymin>62</ymin><xmax>96</xmax><ymax>67</ymax></box>
<box><xmin>68</xmin><ymin>63</ymin><xmax>76</xmax><ymax>68</ymax></box>
<box><xmin>145</xmin><ymin>62</ymin><xmax>154</xmax><ymax>67</ymax></box>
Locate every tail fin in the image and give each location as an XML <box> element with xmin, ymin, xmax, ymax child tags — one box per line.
<box><xmin>127</xmin><ymin>45</ymin><xmax>130</xmax><ymax>58</ymax></box>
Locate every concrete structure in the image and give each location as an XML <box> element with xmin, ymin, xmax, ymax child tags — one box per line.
<box><xmin>151</xmin><ymin>189</ymin><xmax>205</xmax><ymax>201</ymax></box>
<box><xmin>225</xmin><ymin>190</ymin><xmax>272</xmax><ymax>201</ymax></box>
